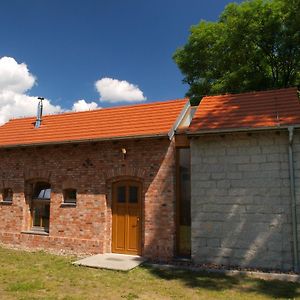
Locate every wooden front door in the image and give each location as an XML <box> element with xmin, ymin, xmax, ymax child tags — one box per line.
<box><xmin>112</xmin><ymin>180</ymin><xmax>142</xmax><ymax>255</ymax></box>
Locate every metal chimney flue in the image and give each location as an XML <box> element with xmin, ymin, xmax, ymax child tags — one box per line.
<box><xmin>35</xmin><ymin>97</ymin><xmax>44</xmax><ymax>128</ymax></box>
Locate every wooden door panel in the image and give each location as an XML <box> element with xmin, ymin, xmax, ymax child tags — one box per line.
<box><xmin>127</xmin><ymin>212</ymin><xmax>139</xmax><ymax>252</ymax></box>
<box><xmin>112</xmin><ymin>181</ymin><xmax>141</xmax><ymax>255</ymax></box>
<box><xmin>114</xmin><ymin>211</ymin><xmax>126</xmax><ymax>251</ymax></box>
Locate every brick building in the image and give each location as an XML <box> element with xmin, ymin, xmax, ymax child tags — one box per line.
<box><xmin>1</xmin><ymin>87</ymin><xmax>300</xmax><ymax>272</ymax></box>
<box><xmin>0</xmin><ymin>98</ymin><xmax>192</xmax><ymax>260</ymax></box>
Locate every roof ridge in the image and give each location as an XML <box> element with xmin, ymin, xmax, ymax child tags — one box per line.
<box><xmin>7</xmin><ymin>98</ymin><xmax>188</xmax><ymax>122</ymax></box>
<box><xmin>202</xmin><ymin>87</ymin><xmax>297</xmax><ymax>100</ymax></box>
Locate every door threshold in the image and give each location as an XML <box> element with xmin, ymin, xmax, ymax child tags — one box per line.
<box><xmin>111</xmin><ymin>252</ymin><xmax>142</xmax><ymax>257</ymax></box>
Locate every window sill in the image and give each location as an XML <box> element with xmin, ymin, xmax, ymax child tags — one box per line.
<box><xmin>21</xmin><ymin>230</ymin><xmax>49</xmax><ymax>236</ymax></box>
<box><xmin>60</xmin><ymin>203</ymin><xmax>76</xmax><ymax>207</ymax></box>
<box><xmin>0</xmin><ymin>201</ymin><xmax>13</xmax><ymax>205</ymax></box>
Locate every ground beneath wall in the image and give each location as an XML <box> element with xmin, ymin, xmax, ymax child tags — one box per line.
<box><xmin>0</xmin><ymin>246</ymin><xmax>299</xmax><ymax>299</ymax></box>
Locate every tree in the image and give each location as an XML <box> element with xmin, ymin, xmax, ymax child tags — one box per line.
<box><xmin>173</xmin><ymin>0</ymin><xmax>300</xmax><ymax>104</ymax></box>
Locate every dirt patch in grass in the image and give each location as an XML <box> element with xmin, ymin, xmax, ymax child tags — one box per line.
<box><xmin>0</xmin><ymin>247</ymin><xmax>299</xmax><ymax>299</ymax></box>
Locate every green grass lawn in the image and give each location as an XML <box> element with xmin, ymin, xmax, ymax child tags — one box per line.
<box><xmin>0</xmin><ymin>247</ymin><xmax>299</xmax><ymax>300</ymax></box>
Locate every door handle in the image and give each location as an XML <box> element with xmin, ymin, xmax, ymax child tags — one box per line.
<box><xmin>132</xmin><ymin>217</ymin><xmax>140</xmax><ymax>227</ymax></box>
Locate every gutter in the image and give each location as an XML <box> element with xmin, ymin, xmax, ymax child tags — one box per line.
<box><xmin>288</xmin><ymin>126</ymin><xmax>299</xmax><ymax>273</ymax></box>
<box><xmin>187</xmin><ymin>124</ymin><xmax>300</xmax><ymax>136</ymax></box>
<box><xmin>0</xmin><ymin>133</ymin><xmax>169</xmax><ymax>150</ymax></box>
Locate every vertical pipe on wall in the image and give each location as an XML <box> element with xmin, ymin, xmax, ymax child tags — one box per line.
<box><xmin>288</xmin><ymin>126</ymin><xmax>299</xmax><ymax>273</ymax></box>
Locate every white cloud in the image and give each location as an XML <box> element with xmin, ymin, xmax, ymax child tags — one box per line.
<box><xmin>95</xmin><ymin>77</ymin><xmax>146</xmax><ymax>103</ymax></box>
<box><xmin>72</xmin><ymin>99</ymin><xmax>99</xmax><ymax>112</ymax></box>
<box><xmin>0</xmin><ymin>56</ymin><xmax>62</xmax><ymax>125</ymax></box>
<box><xmin>0</xmin><ymin>57</ymin><xmax>36</xmax><ymax>93</ymax></box>
<box><xmin>0</xmin><ymin>57</ymin><xmax>148</xmax><ymax>126</ymax></box>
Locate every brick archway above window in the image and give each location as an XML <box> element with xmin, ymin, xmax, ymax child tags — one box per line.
<box><xmin>24</xmin><ymin>169</ymin><xmax>52</xmax><ymax>182</ymax></box>
<box><xmin>61</xmin><ymin>179</ymin><xmax>77</xmax><ymax>190</ymax></box>
<box><xmin>0</xmin><ymin>180</ymin><xmax>13</xmax><ymax>189</ymax></box>
<box><xmin>106</xmin><ymin>175</ymin><xmax>144</xmax><ymax>186</ymax></box>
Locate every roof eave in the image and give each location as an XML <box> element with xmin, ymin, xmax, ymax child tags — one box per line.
<box><xmin>0</xmin><ymin>133</ymin><xmax>169</xmax><ymax>150</ymax></box>
<box><xmin>187</xmin><ymin>124</ymin><xmax>300</xmax><ymax>136</ymax></box>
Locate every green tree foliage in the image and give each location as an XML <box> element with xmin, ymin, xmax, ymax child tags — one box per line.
<box><xmin>173</xmin><ymin>0</ymin><xmax>300</xmax><ymax>104</ymax></box>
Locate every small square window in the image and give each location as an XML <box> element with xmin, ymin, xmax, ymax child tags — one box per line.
<box><xmin>63</xmin><ymin>189</ymin><xmax>77</xmax><ymax>204</ymax></box>
<box><xmin>2</xmin><ymin>188</ymin><xmax>13</xmax><ymax>202</ymax></box>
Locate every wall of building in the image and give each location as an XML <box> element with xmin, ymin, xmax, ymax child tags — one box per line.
<box><xmin>0</xmin><ymin>137</ymin><xmax>176</xmax><ymax>260</ymax></box>
<box><xmin>191</xmin><ymin>130</ymin><xmax>300</xmax><ymax>271</ymax></box>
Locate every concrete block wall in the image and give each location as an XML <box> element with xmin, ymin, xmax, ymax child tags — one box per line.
<box><xmin>191</xmin><ymin>130</ymin><xmax>300</xmax><ymax>271</ymax></box>
<box><xmin>293</xmin><ymin>132</ymin><xmax>300</xmax><ymax>267</ymax></box>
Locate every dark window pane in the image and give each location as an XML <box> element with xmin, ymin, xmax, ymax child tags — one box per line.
<box><xmin>32</xmin><ymin>202</ymin><xmax>50</xmax><ymax>231</ymax></box>
<box><xmin>37</xmin><ymin>188</ymin><xmax>51</xmax><ymax>199</ymax></box>
<box><xmin>129</xmin><ymin>186</ymin><xmax>138</xmax><ymax>203</ymax></box>
<box><xmin>42</xmin><ymin>204</ymin><xmax>50</xmax><ymax>229</ymax></box>
<box><xmin>68</xmin><ymin>190</ymin><xmax>77</xmax><ymax>200</ymax></box>
<box><xmin>44</xmin><ymin>188</ymin><xmax>51</xmax><ymax>199</ymax></box>
<box><xmin>64</xmin><ymin>189</ymin><xmax>77</xmax><ymax>204</ymax></box>
<box><xmin>33</xmin><ymin>207</ymin><xmax>40</xmax><ymax>227</ymax></box>
<box><xmin>34</xmin><ymin>182</ymin><xmax>51</xmax><ymax>200</ymax></box>
<box><xmin>3</xmin><ymin>188</ymin><xmax>13</xmax><ymax>202</ymax></box>
<box><xmin>44</xmin><ymin>204</ymin><xmax>50</xmax><ymax>217</ymax></box>
<box><xmin>117</xmin><ymin>186</ymin><xmax>126</xmax><ymax>203</ymax></box>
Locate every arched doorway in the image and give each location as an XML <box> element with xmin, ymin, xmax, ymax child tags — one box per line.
<box><xmin>112</xmin><ymin>180</ymin><xmax>142</xmax><ymax>255</ymax></box>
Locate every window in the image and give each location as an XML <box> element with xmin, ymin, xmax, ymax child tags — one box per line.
<box><xmin>32</xmin><ymin>203</ymin><xmax>50</xmax><ymax>229</ymax></box>
<box><xmin>2</xmin><ymin>188</ymin><xmax>13</xmax><ymax>203</ymax></box>
<box><xmin>33</xmin><ymin>182</ymin><xmax>51</xmax><ymax>200</ymax></box>
<box><xmin>117</xmin><ymin>186</ymin><xmax>126</xmax><ymax>203</ymax></box>
<box><xmin>63</xmin><ymin>189</ymin><xmax>77</xmax><ymax>205</ymax></box>
<box><xmin>129</xmin><ymin>186</ymin><xmax>138</xmax><ymax>203</ymax></box>
<box><xmin>30</xmin><ymin>182</ymin><xmax>51</xmax><ymax>233</ymax></box>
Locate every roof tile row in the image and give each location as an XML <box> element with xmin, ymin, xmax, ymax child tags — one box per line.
<box><xmin>0</xmin><ymin>87</ymin><xmax>299</xmax><ymax>148</ymax></box>
<box><xmin>188</xmin><ymin>87</ymin><xmax>300</xmax><ymax>133</ymax></box>
<box><xmin>0</xmin><ymin>99</ymin><xmax>187</xmax><ymax>147</ymax></box>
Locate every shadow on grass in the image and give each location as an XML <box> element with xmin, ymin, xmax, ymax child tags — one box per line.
<box><xmin>142</xmin><ymin>265</ymin><xmax>300</xmax><ymax>299</ymax></box>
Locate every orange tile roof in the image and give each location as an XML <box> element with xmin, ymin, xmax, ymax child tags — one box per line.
<box><xmin>188</xmin><ymin>87</ymin><xmax>300</xmax><ymax>134</ymax></box>
<box><xmin>0</xmin><ymin>99</ymin><xmax>187</xmax><ymax>148</ymax></box>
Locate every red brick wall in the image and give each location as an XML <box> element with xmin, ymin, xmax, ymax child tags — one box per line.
<box><xmin>0</xmin><ymin>137</ymin><xmax>176</xmax><ymax>260</ymax></box>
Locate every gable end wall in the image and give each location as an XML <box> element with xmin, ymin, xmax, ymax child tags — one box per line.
<box><xmin>191</xmin><ymin>130</ymin><xmax>300</xmax><ymax>271</ymax></box>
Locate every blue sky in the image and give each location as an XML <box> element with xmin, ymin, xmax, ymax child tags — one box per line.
<box><xmin>0</xmin><ymin>0</ymin><xmax>237</xmax><ymax>121</ymax></box>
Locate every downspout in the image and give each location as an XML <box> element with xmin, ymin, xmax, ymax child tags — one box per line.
<box><xmin>288</xmin><ymin>126</ymin><xmax>299</xmax><ymax>273</ymax></box>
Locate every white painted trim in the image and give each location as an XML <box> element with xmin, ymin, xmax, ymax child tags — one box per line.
<box><xmin>168</xmin><ymin>100</ymin><xmax>191</xmax><ymax>140</ymax></box>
